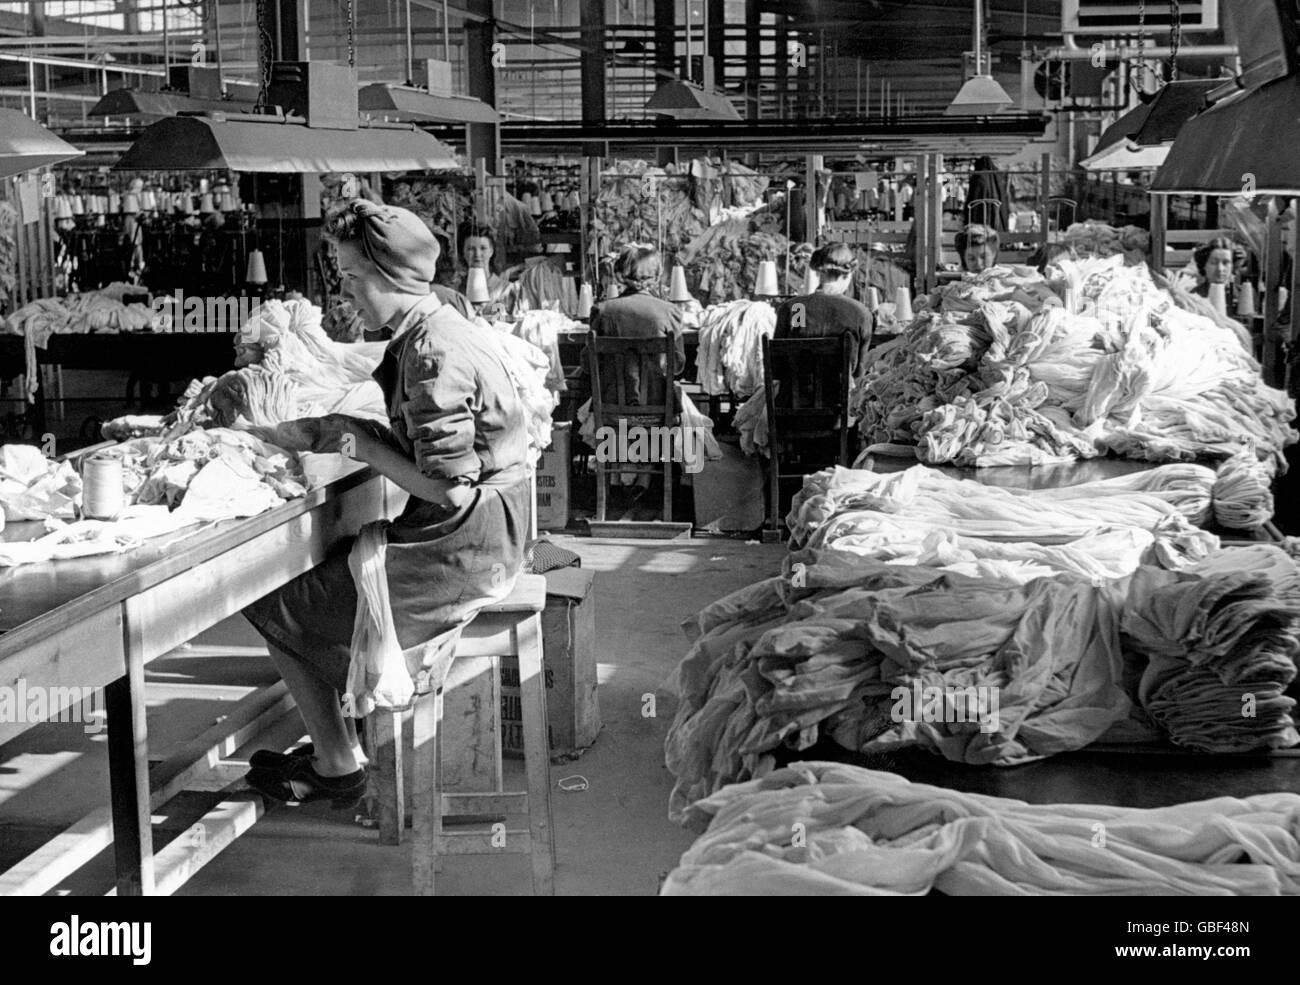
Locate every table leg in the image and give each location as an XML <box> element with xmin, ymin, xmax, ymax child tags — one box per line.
<box><xmin>105</xmin><ymin>635</ymin><xmax>155</xmax><ymax>896</ymax></box>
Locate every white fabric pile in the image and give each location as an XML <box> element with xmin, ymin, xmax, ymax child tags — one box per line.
<box><xmin>852</xmin><ymin>257</ymin><xmax>1297</xmax><ymax>480</ymax></box>
<box><xmin>695</xmin><ymin>299</ymin><xmax>776</xmax><ymax>398</ymax></box>
<box><xmin>663</xmin><ymin>762</ymin><xmax>1300</xmax><ymax>895</ymax></box>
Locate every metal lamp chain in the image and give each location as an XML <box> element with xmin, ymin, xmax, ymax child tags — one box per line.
<box><xmin>347</xmin><ymin>0</ymin><xmax>356</xmax><ymax>67</ymax></box>
<box><xmin>1169</xmin><ymin>1</ymin><xmax>1181</xmax><ymax>81</ymax></box>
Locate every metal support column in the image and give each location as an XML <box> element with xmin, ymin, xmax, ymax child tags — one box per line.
<box><xmin>580</xmin><ymin>0</ymin><xmax>607</xmax><ymax>160</ymax></box>
<box><xmin>465</xmin><ymin>0</ymin><xmax>499</xmax><ymax>174</ymax></box>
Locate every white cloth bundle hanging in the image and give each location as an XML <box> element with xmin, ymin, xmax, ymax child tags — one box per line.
<box><xmin>345</xmin><ymin>520</ymin><xmax>417</xmax><ymax>717</ymax></box>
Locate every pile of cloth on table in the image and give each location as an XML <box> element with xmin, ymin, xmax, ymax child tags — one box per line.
<box><xmin>851</xmin><ymin>256</ymin><xmax>1296</xmax><ymax>502</ymax></box>
<box><xmin>662</xmin><ymin>762</ymin><xmax>1300</xmax><ymax>895</ymax></box>
<box><xmin>101</xmin><ymin>299</ymin><xmax>390</xmax><ymax>441</ymax></box>
<box><xmin>664</xmin><ymin>466</ymin><xmax>1300</xmax><ymax>819</ymax></box>
<box><xmin>0</xmin><ymin>428</ymin><xmax>307</xmax><ymax>565</ymax></box>
<box><xmin>4</xmin><ymin>283</ymin><xmax>157</xmax><ymax>400</ymax></box>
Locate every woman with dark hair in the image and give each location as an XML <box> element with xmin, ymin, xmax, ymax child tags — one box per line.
<box><xmin>956</xmin><ymin>224</ymin><xmax>1000</xmax><ymax>273</ymax></box>
<box><xmin>774</xmin><ymin>242</ymin><xmax>873</xmax><ymax>378</ymax></box>
<box><xmin>589</xmin><ymin>244</ymin><xmax>685</xmax><ymax>371</ymax></box>
<box><xmin>455</xmin><ymin>221</ymin><xmax>518</xmax><ymax>311</ymax></box>
<box><xmin>240</xmin><ymin>201</ymin><xmax>532</xmax><ymax>806</ymax></box>
<box><xmin>1191</xmin><ymin>236</ymin><xmax>1245</xmax><ymax>310</ymax></box>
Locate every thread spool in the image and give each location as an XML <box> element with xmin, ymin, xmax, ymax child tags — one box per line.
<box><xmin>804</xmin><ymin>267</ymin><xmax>820</xmax><ymax>294</ymax></box>
<box><xmin>1236</xmin><ymin>281</ymin><xmax>1257</xmax><ymax>318</ymax></box>
<box><xmin>895</xmin><ymin>286</ymin><xmax>914</xmax><ymax>322</ymax></box>
<box><xmin>1207</xmin><ymin>282</ymin><xmax>1228</xmax><ymax>316</ymax></box>
<box><xmin>866</xmin><ymin>286</ymin><xmax>881</xmax><ymax>310</ymax></box>
<box><xmin>576</xmin><ymin>282</ymin><xmax>594</xmax><ymax>318</ymax></box>
<box><xmin>82</xmin><ymin>454</ymin><xmax>124</xmax><ymax>521</ymax></box>
<box><xmin>754</xmin><ymin>259</ymin><xmax>779</xmax><ymax>297</ymax></box>
<box><xmin>246</xmin><ymin>249</ymin><xmax>268</xmax><ymax>285</ymax></box>
<box><xmin>466</xmin><ymin>266</ymin><xmax>491</xmax><ymax>304</ymax></box>
<box><xmin>199</xmin><ymin>192</ymin><xmax>216</xmax><ymax>214</ymax></box>
<box><xmin>669</xmin><ymin>265</ymin><xmax>691</xmax><ymax>302</ymax></box>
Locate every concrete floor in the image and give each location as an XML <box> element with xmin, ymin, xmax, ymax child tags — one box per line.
<box><xmin>0</xmin><ymin>533</ymin><xmax>787</xmax><ymax>896</ymax></box>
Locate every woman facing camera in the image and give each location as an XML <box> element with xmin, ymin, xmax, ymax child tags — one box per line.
<box><xmin>956</xmin><ymin>223</ymin><xmax>1001</xmax><ymax>274</ymax></box>
<box><xmin>241</xmin><ymin>201</ymin><xmax>532</xmax><ymax>806</ymax></box>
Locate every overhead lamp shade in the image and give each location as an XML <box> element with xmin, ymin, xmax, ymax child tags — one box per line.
<box><xmin>357</xmin><ymin>83</ymin><xmax>500</xmax><ymax>124</ymax></box>
<box><xmin>645</xmin><ymin>80</ymin><xmax>742</xmax><ymax>121</ymax></box>
<box><xmin>1207</xmin><ymin>282</ymin><xmax>1228</xmax><ymax>316</ymax></box>
<box><xmin>668</xmin><ymin>265</ymin><xmax>691</xmax><ymax>302</ymax></box>
<box><xmin>945</xmin><ymin>75</ymin><xmax>1014</xmax><ymax>116</ymax></box>
<box><xmin>121</xmin><ymin>192</ymin><xmax>140</xmax><ymax>215</ymax></box>
<box><xmin>576</xmin><ymin>282</ymin><xmax>594</xmax><ymax>319</ymax></box>
<box><xmin>466</xmin><ymin>266</ymin><xmax>491</xmax><ymax>304</ymax></box>
<box><xmin>804</xmin><ymin>268</ymin><xmax>820</xmax><ymax>294</ymax></box>
<box><xmin>115</xmin><ymin>114</ymin><xmax>459</xmax><ymax>173</ymax></box>
<box><xmin>0</xmin><ymin>109</ymin><xmax>84</xmax><ymax>178</ymax></box>
<box><xmin>754</xmin><ymin>259</ymin><xmax>779</xmax><ymax>297</ymax></box>
<box><xmin>88</xmin><ymin>86</ymin><xmax>258</xmax><ymax>120</ymax></box>
<box><xmin>1152</xmin><ymin>75</ymin><xmax>1300</xmax><ymax>195</ymax></box>
<box><xmin>1237</xmin><ymin>281</ymin><xmax>1258</xmax><ymax>318</ymax></box>
<box><xmin>246</xmin><ymin>249</ymin><xmax>268</xmax><ymax>285</ymax></box>
<box><xmin>895</xmin><ymin>286</ymin><xmax>914</xmax><ymax>322</ymax></box>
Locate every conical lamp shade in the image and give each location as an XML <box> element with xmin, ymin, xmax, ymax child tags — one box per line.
<box><xmin>576</xmin><ymin>282</ymin><xmax>594</xmax><ymax>318</ymax></box>
<box><xmin>669</xmin><ymin>265</ymin><xmax>691</xmax><ymax>302</ymax></box>
<box><xmin>466</xmin><ymin>266</ymin><xmax>491</xmax><ymax>304</ymax></box>
<box><xmin>804</xmin><ymin>268</ymin><xmax>820</xmax><ymax>294</ymax></box>
<box><xmin>246</xmin><ymin>249</ymin><xmax>268</xmax><ymax>285</ymax></box>
<box><xmin>1236</xmin><ymin>281</ymin><xmax>1257</xmax><ymax>318</ymax></box>
<box><xmin>754</xmin><ymin>259</ymin><xmax>779</xmax><ymax>297</ymax></box>
<box><xmin>1208</xmin><ymin>282</ymin><xmax>1227</xmax><ymax>316</ymax></box>
<box><xmin>895</xmin><ymin>286</ymin><xmax>914</xmax><ymax>322</ymax></box>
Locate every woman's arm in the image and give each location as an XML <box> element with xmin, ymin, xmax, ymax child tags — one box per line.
<box><xmin>348</xmin><ymin>426</ymin><xmax>472</xmax><ymax>510</ymax></box>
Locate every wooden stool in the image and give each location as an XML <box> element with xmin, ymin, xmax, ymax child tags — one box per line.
<box><xmin>365</xmin><ymin>574</ymin><xmax>555</xmax><ymax>895</ymax></box>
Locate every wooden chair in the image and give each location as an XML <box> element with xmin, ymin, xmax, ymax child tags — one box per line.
<box><xmin>588</xmin><ymin>335</ymin><xmax>679</xmax><ymax>522</ymax></box>
<box><xmin>365</xmin><ymin>574</ymin><xmax>555</xmax><ymax>896</ymax></box>
<box><xmin>763</xmin><ymin>335</ymin><xmax>852</xmax><ymax>533</ymax></box>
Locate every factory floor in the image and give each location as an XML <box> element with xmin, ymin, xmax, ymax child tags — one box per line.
<box><xmin>0</xmin><ymin>532</ymin><xmax>788</xmax><ymax>896</ymax></box>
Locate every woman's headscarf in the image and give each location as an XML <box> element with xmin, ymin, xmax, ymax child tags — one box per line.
<box><xmin>347</xmin><ymin>200</ymin><xmax>438</xmax><ymax>293</ymax></box>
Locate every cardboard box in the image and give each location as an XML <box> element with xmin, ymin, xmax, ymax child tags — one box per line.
<box><xmin>502</xmin><ymin>566</ymin><xmax>600</xmax><ymax>758</ymax></box>
<box><xmin>534</xmin><ymin>422</ymin><xmax>571</xmax><ymax>532</ymax></box>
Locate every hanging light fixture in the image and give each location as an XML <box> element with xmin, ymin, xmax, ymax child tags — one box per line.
<box><xmin>946</xmin><ymin>0</ymin><xmax>1014</xmax><ymax>116</ymax></box>
<box><xmin>645</xmin><ymin>0</ymin><xmax>740</xmax><ymax>120</ymax></box>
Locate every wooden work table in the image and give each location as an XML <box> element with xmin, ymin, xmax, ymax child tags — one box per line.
<box><xmin>0</xmin><ymin>462</ymin><xmax>404</xmax><ymax>895</ymax></box>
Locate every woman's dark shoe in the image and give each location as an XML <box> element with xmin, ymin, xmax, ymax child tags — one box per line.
<box><xmin>248</xmin><ymin>743</ymin><xmax>314</xmax><ymax>769</ymax></box>
<box><xmin>246</xmin><ymin>757</ymin><xmax>366</xmax><ymax>809</ymax></box>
